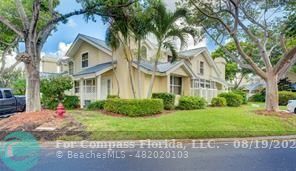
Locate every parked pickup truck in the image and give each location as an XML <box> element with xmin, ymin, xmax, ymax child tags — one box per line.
<box><xmin>0</xmin><ymin>88</ymin><xmax>26</xmax><ymax>116</ymax></box>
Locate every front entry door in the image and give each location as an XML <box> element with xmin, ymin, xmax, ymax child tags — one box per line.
<box><xmin>101</xmin><ymin>78</ymin><xmax>112</xmax><ymax>99</ymax></box>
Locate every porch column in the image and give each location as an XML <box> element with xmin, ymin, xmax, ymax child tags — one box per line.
<box><xmin>167</xmin><ymin>75</ymin><xmax>170</xmax><ymax>93</ymax></box>
<box><xmin>80</xmin><ymin>79</ymin><xmax>84</xmax><ymax>108</ymax></box>
<box><xmin>96</xmin><ymin>75</ymin><xmax>101</xmax><ymax>100</ymax></box>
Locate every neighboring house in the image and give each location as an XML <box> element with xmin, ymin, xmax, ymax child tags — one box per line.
<box><xmin>65</xmin><ymin>34</ymin><xmax>228</xmax><ymax>108</ymax></box>
<box><xmin>40</xmin><ymin>56</ymin><xmax>68</xmax><ymax>77</ymax></box>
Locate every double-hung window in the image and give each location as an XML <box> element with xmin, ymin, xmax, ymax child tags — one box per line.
<box><xmin>170</xmin><ymin>76</ymin><xmax>182</xmax><ymax>95</ymax></box>
<box><xmin>200</xmin><ymin>61</ymin><xmax>204</xmax><ymax>75</ymax></box>
<box><xmin>69</xmin><ymin>61</ymin><xmax>74</xmax><ymax>75</ymax></box>
<box><xmin>82</xmin><ymin>53</ymin><xmax>88</xmax><ymax>68</ymax></box>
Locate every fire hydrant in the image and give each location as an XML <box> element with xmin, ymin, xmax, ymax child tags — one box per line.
<box><xmin>56</xmin><ymin>103</ymin><xmax>65</xmax><ymax>118</ymax></box>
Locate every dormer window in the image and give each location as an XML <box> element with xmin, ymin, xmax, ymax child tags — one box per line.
<box><xmin>200</xmin><ymin>61</ymin><xmax>204</xmax><ymax>75</ymax></box>
<box><xmin>82</xmin><ymin>53</ymin><xmax>88</xmax><ymax>68</ymax></box>
<box><xmin>141</xmin><ymin>46</ymin><xmax>147</xmax><ymax>59</ymax></box>
<box><xmin>168</xmin><ymin>55</ymin><xmax>173</xmax><ymax>63</ymax></box>
<box><xmin>69</xmin><ymin>61</ymin><xmax>74</xmax><ymax>75</ymax></box>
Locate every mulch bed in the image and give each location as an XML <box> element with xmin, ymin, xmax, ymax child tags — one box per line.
<box><xmin>254</xmin><ymin>110</ymin><xmax>295</xmax><ymax>118</ymax></box>
<box><xmin>0</xmin><ymin>110</ymin><xmax>88</xmax><ymax>141</ymax></box>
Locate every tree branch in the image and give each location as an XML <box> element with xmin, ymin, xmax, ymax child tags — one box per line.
<box><xmin>0</xmin><ymin>16</ymin><xmax>24</xmax><ymax>37</ymax></box>
<box><xmin>14</xmin><ymin>0</ymin><xmax>30</xmax><ymax>30</ymax></box>
<box><xmin>274</xmin><ymin>46</ymin><xmax>296</xmax><ymax>75</ymax></box>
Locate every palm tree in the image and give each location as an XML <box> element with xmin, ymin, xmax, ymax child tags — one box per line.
<box><xmin>129</xmin><ymin>3</ymin><xmax>153</xmax><ymax>98</ymax></box>
<box><xmin>105</xmin><ymin>25</ymin><xmax>120</xmax><ymax>96</ymax></box>
<box><xmin>146</xmin><ymin>2</ymin><xmax>196</xmax><ymax>98</ymax></box>
<box><xmin>106</xmin><ymin>18</ymin><xmax>137</xmax><ymax>98</ymax></box>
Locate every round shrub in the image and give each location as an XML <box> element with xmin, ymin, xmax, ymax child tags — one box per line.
<box><xmin>211</xmin><ymin>97</ymin><xmax>227</xmax><ymax>107</ymax></box>
<box><xmin>279</xmin><ymin>91</ymin><xmax>296</xmax><ymax>106</ymax></box>
<box><xmin>152</xmin><ymin>93</ymin><xmax>175</xmax><ymax>110</ymax></box>
<box><xmin>232</xmin><ymin>90</ymin><xmax>248</xmax><ymax>104</ymax></box>
<box><xmin>104</xmin><ymin>99</ymin><xmax>164</xmax><ymax>117</ymax></box>
<box><xmin>177</xmin><ymin>96</ymin><xmax>207</xmax><ymax>110</ymax></box>
<box><xmin>87</xmin><ymin>100</ymin><xmax>106</xmax><ymax>110</ymax></box>
<box><xmin>63</xmin><ymin>96</ymin><xmax>80</xmax><ymax>109</ymax></box>
<box><xmin>218</xmin><ymin>92</ymin><xmax>243</xmax><ymax>107</ymax></box>
<box><xmin>249</xmin><ymin>93</ymin><xmax>265</xmax><ymax>102</ymax></box>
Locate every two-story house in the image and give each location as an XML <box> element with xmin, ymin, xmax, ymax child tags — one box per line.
<box><xmin>65</xmin><ymin>34</ymin><xmax>228</xmax><ymax>107</ymax></box>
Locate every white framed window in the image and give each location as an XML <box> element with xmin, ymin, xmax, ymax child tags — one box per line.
<box><xmin>206</xmin><ymin>80</ymin><xmax>211</xmax><ymax>88</ymax></box>
<box><xmin>69</xmin><ymin>61</ymin><xmax>74</xmax><ymax>75</ymax></box>
<box><xmin>74</xmin><ymin>81</ymin><xmax>80</xmax><ymax>93</ymax></box>
<box><xmin>81</xmin><ymin>53</ymin><xmax>88</xmax><ymax>68</ymax></box>
<box><xmin>200</xmin><ymin>61</ymin><xmax>204</xmax><ymax>75</ymax></box>
<box><xmin>170</xmin><ymin>76</ymin><xmax>182</xmax><ymax>95</ymax></box>
<box><xmin>107</xmin><ymin>79</ymin><xmax>111</xmax><ymax>95</ymax></box>
<box><xmin>200</xmin><ymin>79</ymin><xmax>205</xmax><ymax>88</ymax></box>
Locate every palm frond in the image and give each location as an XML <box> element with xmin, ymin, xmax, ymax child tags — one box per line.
<box><xmin>163</xmin><ymin>41</ymin><xmax>178</xmax><ymax>62</ymax></box>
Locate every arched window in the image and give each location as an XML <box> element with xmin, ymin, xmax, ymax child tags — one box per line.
<box><xmin>141</xmin><ymin>46</ymin><xmax>148</xmax><ymax>59</ymax></box>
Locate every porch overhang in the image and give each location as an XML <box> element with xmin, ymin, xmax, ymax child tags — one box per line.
<box><xmin>72</xmin><ymin>61</ymin><xmax>116</xmax><ymax>80</ymax></box>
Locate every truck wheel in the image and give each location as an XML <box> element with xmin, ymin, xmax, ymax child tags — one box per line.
<box><xmin>294</xmin><ymin>108</ymin><xmax>296</xmax><ymax>114</ymax></box>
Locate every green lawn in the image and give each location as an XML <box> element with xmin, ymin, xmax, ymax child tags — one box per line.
<box><xmin>68</xmin><ymin>103</ymin><xmax>296</xmax><ymax>140</ymax></box>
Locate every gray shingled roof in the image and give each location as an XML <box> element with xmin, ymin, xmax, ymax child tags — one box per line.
<box><xmin>73</xmin><ymin>61</ymin><xmax>114</xmax><ymax>76</ymax></box>
<box><xmin>178</xmin><ymin>47</ymin><xmax>206</xmax><ymax>57</ymax></box>
<box><xmin>134</xmin><ymin>60</ymin><xmax>183</xmax><ymax>73</ymax></box>
<box><xmin>79</xmin><ymin>34</ymin><xmax>111</xmax><ymax>51</ymax></box>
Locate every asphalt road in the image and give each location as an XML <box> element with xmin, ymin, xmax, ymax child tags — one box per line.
<box><xmin>0</xmin><ymin>140</ymin><xmax>295</xmax><ymax>171</ymax></box>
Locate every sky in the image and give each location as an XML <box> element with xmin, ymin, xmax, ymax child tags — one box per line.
<box><xmin>40</xmin><ymin>0</ymin><xmax>216</xmax><ymax>58</ymax></box>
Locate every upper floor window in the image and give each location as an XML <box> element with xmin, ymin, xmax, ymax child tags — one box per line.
<box><xmin>69</xmin><ymin>61</ymin><xmax>74</xmax><ymax>75</ymax></box>
<box><xmin>168</xmin><ymin>55</ymin><xmax>173</xmax><ymax>63</ymax></box>
<box><xmin>141</xmin><ymin>46</ymin><xmax>147</xmax><ymax>59</ymax></box>
<box><xmin>200</xmin><ymin>61</ymin><xmax>204</xmax><ymax>75</ymax></box>
<box><xmin>82</xmin><ymin>53</ymin><xmax>88</xmax><ymax>68</ymax></box>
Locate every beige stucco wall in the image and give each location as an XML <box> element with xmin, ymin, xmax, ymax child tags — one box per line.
<box><xmin>41</xmin><ymin>60</ymin><xmax>58</xmax><ymax>73</ymax></box>
<box><xmin>71</xmin><ymin>43</ymin><xmax>112</xmax><ymax>74</ymax></box>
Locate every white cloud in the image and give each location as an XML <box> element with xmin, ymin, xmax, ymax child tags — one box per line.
<box><xmin>44</xmin><ymin>42</ymin><xmax>72</xmax><ymax>58</ymax></box>
<box><xmin>67</xmin><ymin>18</ymin><xmax>77</xmax><ymax>28</ymax></box>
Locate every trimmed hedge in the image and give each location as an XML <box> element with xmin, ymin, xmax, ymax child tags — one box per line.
<box><xmin>232</xmin><ymin>90</ymin><xmax>248</xmax><ymax>104</ymax></box>
<box><xmin>177</xmin><ymin>96</ymin><xmax>207</xmax><ymax>110</ymax></box>
<box><xmin>211</xmin><ymin>97</ymin><xmax>227</xmax><ymax>107</ymax></box>
<box><xmin>63</xmin><ymin>96</ymin><xmax>80</xmax><ymax>109</ymax></box>
<box><xmin>107</xmin><ymin>95</ymin><xmax>120</xmax><ymax>99</ymax></box>
<box><xmin>152</xmin><ymin>93</ymin><xmax>175</xmax><ymax>110</ymax></box>
<box><xmin>218</xmin><ymin>92</ymin><xmax>243</xmax><ymax>107</ymax></box>
<box><xmin>87</xmin><ymin>100</ymin><xmax>106</xmax><ymax>110</ymax></box>
<box><xmin>279</xmin><ymin>91</ymin><xmax>296</xmax><ymax>106</ymax></box>
<box><xmin>104</xmin><ymin>99</ymin><xmax>164</xmax><ymax>117</ymax></box>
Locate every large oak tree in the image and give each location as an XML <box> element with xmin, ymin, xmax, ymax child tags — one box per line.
<box><xmin>0</xmin><ymin>0</ymin><xmax>133</xmax><ymax>112</ymax></box>
<box><xmin>180</xmin><ymin>0</ymin><xmax>296</xmax><ymax>112</ymax></box>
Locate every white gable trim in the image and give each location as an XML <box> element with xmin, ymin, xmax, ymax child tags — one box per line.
<box><xmin>66</xmin><ymin>35</ymin><xmax>112</xmax><ymax>58</ymax></box>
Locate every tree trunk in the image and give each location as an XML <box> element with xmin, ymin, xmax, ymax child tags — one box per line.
<box><xmin>111</xmin><ymin>52</ymin><xmax>120</xmax><ymax>96</ymax></box>
<box><xmin>25</xmin><ymin>60</ymin><xmax>41</xmax><ymax>112</ymax></box>
<box><xmin>137</xmin><ymin>40</ymin><xmax>142</xmax><ymax>99</ymax></box>
<box><xmin>147</xmin><ymin>59</ymin><xmax>158</xmax><ymax>98</ymax></box>
<box><xmin>265</xmin><ymin>73</ymin><xmax>279</xmax><ymax>112</ymax></box>
<box><xmin>128</xmin><ymin>61</ymin><xmax>136</xmax><ymax>98</ymax></box>
<box><xmin>147</xmin><ymin>48</ymin><xmax>161</xmax><ymax>98</ymax></box>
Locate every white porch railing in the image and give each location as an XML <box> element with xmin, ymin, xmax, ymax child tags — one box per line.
<box><xmin>190</xmin><ymin>88</ymin><xmax>221</xmax><ymax>102</ymax></box>
<box><xmin>83</xmin><ymin>85</ymin><xmax>96</xmax><ymax>100</ymax></box>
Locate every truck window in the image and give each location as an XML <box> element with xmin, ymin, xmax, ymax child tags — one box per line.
<box><xmin>4</xmin><ymin>90</ymin><xmax>13</xmax><ymax>98</ymax></box>
<box><xmin>0</xmin><ymin>91</ymin><xmax>3</xmax><ymax>99</ymax></box>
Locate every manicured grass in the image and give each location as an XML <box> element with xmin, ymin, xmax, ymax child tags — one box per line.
<box><xmin>68</xmin><ymin>103</ymin><xmax>296</xmax><ymax>140</ymax></box>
